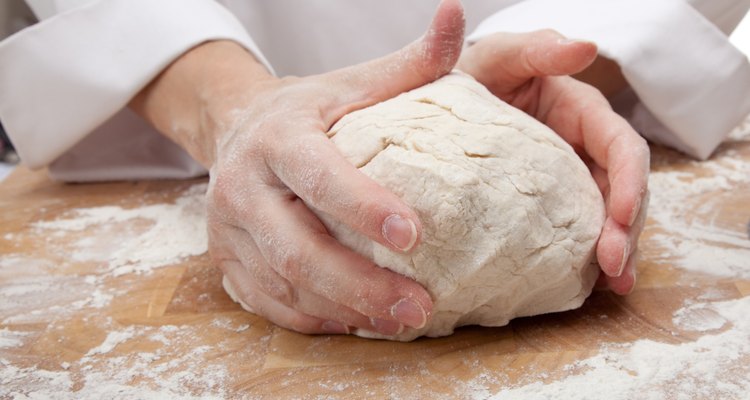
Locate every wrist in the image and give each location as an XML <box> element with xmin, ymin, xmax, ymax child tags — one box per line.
<box><xmin>130</xmin><ymin>40</ymin><xmax>275</xmax><ymax>167</ymax></box>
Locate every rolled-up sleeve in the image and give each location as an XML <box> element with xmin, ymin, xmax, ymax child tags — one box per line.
<box><xmin>0</xmin><ymin>0</ymin><xmax>273</xmax><ymax>169</ymax></box>
<box><xmin>468</xmin><ymin>0</ymin><xmax>750</xmax><ymax>159</ymax></box>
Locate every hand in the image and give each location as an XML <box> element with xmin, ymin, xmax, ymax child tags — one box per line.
<box><xmin>131</xmin><ymin>0</ymin><xmax>465</xmax><ymax>334</ymax></box>
<box><xmin>457</xmin><ymin>30</ymin><xmax>649</xmax><ymax>295</ymax></box>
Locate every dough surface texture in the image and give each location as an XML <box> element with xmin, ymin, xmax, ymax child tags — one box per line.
<box><xmin>226</xmin><ymin>72</ymin><xmax>606</xmax><ymax>341</ymax></box>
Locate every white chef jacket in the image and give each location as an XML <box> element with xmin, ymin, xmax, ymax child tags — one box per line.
<box><xmin>0</xmin><ymin>0</ymin><xmax>748</xmax><ymax>181</ymax></box>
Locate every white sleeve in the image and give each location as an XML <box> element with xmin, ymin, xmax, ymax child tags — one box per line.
<box><xmin>468</xmin><ymin>0</ymin><xmax>750</xmax><ymax>160</ymax></box>
<box><xmin>0</xmin><ymin>0</ymin><xmax>274</xmax><ymax>170</ymax></box>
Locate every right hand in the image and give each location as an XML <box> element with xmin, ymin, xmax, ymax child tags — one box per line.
<box><xmin>132</xmin><ymin>0</ymin><xmax>466</xmax><ymax>335</ymax></box>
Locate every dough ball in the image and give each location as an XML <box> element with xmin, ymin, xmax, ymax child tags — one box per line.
<box><xmin>321</xmin><ymin>72</ymin><xmax>605</xmax><ymax>341</ymax></box>
<box><xmin>222</xmin><ymin>72</ymin><xmax>605</xmax><ymax>341</ymax></box>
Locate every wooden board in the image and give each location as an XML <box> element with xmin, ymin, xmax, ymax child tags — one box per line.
<box><xmin>1</xmin><ymin>126</ymin><xmax>750</xmax><ymax>398</ymax></box>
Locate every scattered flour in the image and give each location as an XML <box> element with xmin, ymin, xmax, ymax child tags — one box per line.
<box><xmin>0</xmin><ymin>282</ymin><xmax>51</xmax><ymax>297</ymax></box>
<box><xmin>1</xmin><ymin>184</ymin><xmax>231</xmax><ymax>398</ymax></box>
<box><xmin>32</xmin><ymin>183</ymin><xmax>208</xmax><ymax>276</ymax></box>
<box><xmin>488</xmin><ymin>295</ymin><xmax>750</xmax><ymax>399</ymax></box>
<box><xmin>646</xmin><ymin>123</ymin><xmax>750</xmax><ymax>279</ymax></box>
<box><xmin>0</xmin><ymin>324</ymin><xmax>231</xmax><ymax>399</ymax></box>
<box><xmin>0</xmin><ymin>361</ymin><xmax>74</xmax><ymax>398</ymax></box>
<box><xmin>84</xmin><ymin>326</ymin><xmax>137</xmax><ymax>357</ymax></box>
<box><xmin>672</xmin><ymin>301</ymin><xmax>730</xmax><ymax>332</ymax></box>
<box><xmin>0</xmin><ymin>328</ymin><xmax>28</xmax><ymax>349</ymax></box>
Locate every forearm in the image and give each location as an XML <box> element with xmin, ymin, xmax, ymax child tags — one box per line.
<box><xmin>129</xmin><ymin>40</ymin><xmax>273</xmax><ymax>167</ymax></box>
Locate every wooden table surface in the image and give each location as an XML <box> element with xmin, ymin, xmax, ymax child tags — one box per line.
<box><xmin>1</xmin><ymin>120</ymin><xmax>750</xmax><ymax>399</ymax></box>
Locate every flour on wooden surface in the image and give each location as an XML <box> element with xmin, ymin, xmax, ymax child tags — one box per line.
<box><xmin>32</xmin><ymin>183</ymin><xmax>208</xmax><ymax>276</ymax></box>
<box><xmin>647</xmin><ymin>122</ymin><xmax>750</xmax><ymax>279</ymax></box>
<box><xmin>0</xmin><ymin>328</ymin><xmax>28</xmax><ymax>349</ymax></box>
<box><xmin>84</xmin><ymin>326</ymin><xmax>137</xmax><ymax>357</ymax></box>
<box><xmin>0</xmin><ymin>322</ymin><xmax>234</xmax><ymax>399</ymax></box>
<box><xmin>1</xmin><ymin>183</ymin><xmax>230</xmax><ymax>398</ymax></box>
<box><xmin>485</xmin><ymin>295</ymin><xmax>750</xmax><ymax>400</ymax></box>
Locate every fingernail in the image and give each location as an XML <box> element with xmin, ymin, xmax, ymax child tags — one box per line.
<box><xmin>616</xmin><ymin>241</ymin><xmax>631</xmax><ymax>277</ymax></box>
<box><xmin>370</xmin><ymin>318</ymin><xmax>404</xmax><ymax>335</ymax></box>
<box><xmin>321</xmin><ymin>321</ymin><xmax>350</xmax><ymax>335</ymax></box>
<box><xmin>383</xmin><ymin>214</ymin><xmax>417</xmax><ymax>252</ymax></box>
<box><xmin>625</xmin><ymin>266</ymin><xmax>637</xmax><ymax>295</ymax></box>
<box><xmin>629</xmin><ymin>195</ymin><xmax>643</xmax><ymax>226</ymax></box>
<box><xmin>391</xmin><ymin>299</ymin><xmax>427</xmax><ymax>329</ymax></box>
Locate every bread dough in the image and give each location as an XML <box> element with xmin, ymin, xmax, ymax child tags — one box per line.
<box><xmin>226</xmin><ymin>72</ymin><xmax>605</xmax><ymax>341</ymax></box>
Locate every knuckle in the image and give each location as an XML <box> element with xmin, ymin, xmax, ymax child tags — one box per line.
<box><xmin>206</xmin><ymin>172</ymin><xmax>237</xmax><ymax>215</ymax></box>
<box><xmin>271</xmin><ymin>235</ymin><xmax>327</xmax><ymax>291</ymax></box>
<box><xmin>208</xmin><ymin>246</ymin><xmax>227</xmax><ymax>268</ymax></box>
<box><xmin>291</xmin><ymin>136</ymin><xmax>335</xmax><ymax>200</ymax></box>
<box><xmin>533</xmin><ymin>28</ymin><xmax>564</xmax><ymax>40</ymax></box>
<box><xmin>213</xmin><ymin>259</ymin><xmax>233</xmax><ymax>276</ymax></box>
<box><xmin>351</xmin><ymin>274</ymin><xmax>392</xmax><ymax>314</ymax></box>
<box><xmin>207</xmin><ymin>173</ymin><xmax>266</xmax><ymax>225</ymax></box>
<box><xmin>634</xmin><ymin>135</ymin><xmax>650</xmax><ymax>154</ymax></box>
<box><xmin>263</xmin><ymin>277</ymin><xmax>299</xmax><ymax>308</ymax></box>
<box><xmin>273</xmin><ymin>244</ymin><xmax>308</xmax><ymax>283</ymax></box>
<box><xmin>351</xmin><ymin>198</ymin><xmax>379</xmax><ymax>229</ymax></box>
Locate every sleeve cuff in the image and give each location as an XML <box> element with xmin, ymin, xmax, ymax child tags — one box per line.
<box><xmin>468</xmin><ymin>0</ymin><xmax>750</xmax><ymax>159</ymax></box>
<box><xmin>0</xmin><ymin>0</ymin><xmax>274</xmax><ymax>168</ymax></box>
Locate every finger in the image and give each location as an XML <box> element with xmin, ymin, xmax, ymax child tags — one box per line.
<box><xmin>459</xmin><ymin>30</ymin><xmax>597</xmax><ymax>96</ymax></box>
<box><xmin>596</xmin><ymin>217</ymin><xmax>630</xmax><ymax>277</ymax></box>
<box><xmin>319</xmin><ymin>0</ymin><xmax>465</xmax><ymax>122</ymax></box>
<box><xmin>267</xmin><ymin>132</ymin><xmax>422</xmax><ymax>253</ymax></box>
<box><xmin>589</xmin><ymin>163</ymin><xmax>610</xmax><ymax>199</ymax></box>
<box><xmin>537</xmin><ymin>77</ymin><xmax>650</xmax><ymax>227</ymax></box>
<box><xmin>596</xmin><ymin>193</ymin><xmax>648</xmax><ymax>277</ymax></box>
<box><xmin>221</xmin><ymin>225</ymin><xmax>404</xmax><ymax>335</ymax></box>
<box><xmin>220</xmin><ymin>260</ymin><xmax>349</xmax><ymax>335</ymax></box>
<box><xmin>240</xmin><ymin>191</ymin><xmax>433</xmax><ymax>329</ymax></box>
<box><xmin>604</xmin><ymin>250</ymin><xmax>638</xmax><ymax>295</ymax></box>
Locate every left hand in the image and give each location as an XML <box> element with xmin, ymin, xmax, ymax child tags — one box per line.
<box><xmin>457</xmin><ymin>30</ymin><xmax>649</xmax><ymax>295</ymax></box>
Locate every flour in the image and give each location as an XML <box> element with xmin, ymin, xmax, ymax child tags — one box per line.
<box><xmin>0</xmin><ymin>361</ymin><xmax>75</xmax><ymax>398</ymax></box>
<box><xmin>0</xmin><ymin>328</ymin><xmax>28</xmax><ymax>349</ymax></box>
<box><xmin>0</xmin><ymin>323</ymin><xmax>231</xmax><ymax>399</ymax></box>
<box><xmin>0</xmin><ymin>282</ymin><xmax>50</xmax><ymax>297</ymax></box>
<box><xmin>485</xmin><ymin>295</ymin><xmax>750</xmax><ymax>399</ymax></box>
<box><xmin>0</xmin><ymin>183</ymin><xmax>229</xmax><ymax>398</ymax></box>
<box><xmin>672</xmin><ymin>301</ymin><xmax>728</xmax><ymax>332</ymax></box>
<box><xmin>32</xmin><ymin>183</ymin><xmax>208</xmax><ymax>277</ymax></box>
<box><xmin>84</xmin><ymin>326</ymin><xmax>137</xmax><ymax>357</ymax></box>
<box><xmin>646</xmin><ymin>123</ymin><xmax>750</xmax><ymax>279</ymax></box>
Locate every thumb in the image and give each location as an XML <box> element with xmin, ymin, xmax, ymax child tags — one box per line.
<box><xmin>319</xmin><ymin>0</ymin><xmax>465</xmax><ymax>124</ymax></box>
<box><xmin>459</xmin><ymin>30</ymin><xmax>598</xmax><ymax>95</ymax></box>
